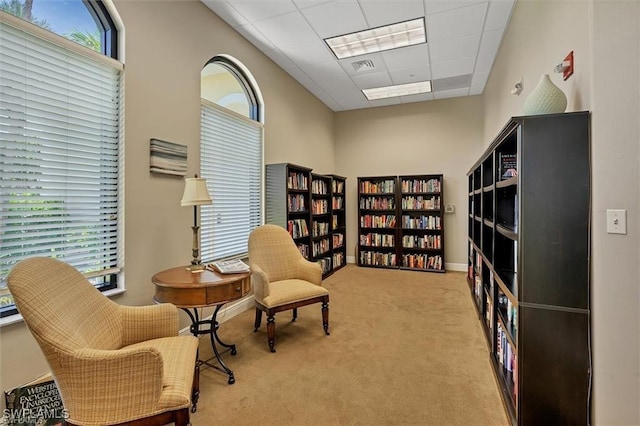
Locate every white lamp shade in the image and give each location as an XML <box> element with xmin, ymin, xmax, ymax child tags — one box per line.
<box><xmin>181</xmin><ymin>177</ymin><xmax>212</xmax><ymax>206</ymax></box>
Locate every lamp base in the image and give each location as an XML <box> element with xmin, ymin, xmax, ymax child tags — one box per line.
<box><xmin>186</xmin><ymin>263</ymin><xmax>206</xmax><ymax>273</ymax></box>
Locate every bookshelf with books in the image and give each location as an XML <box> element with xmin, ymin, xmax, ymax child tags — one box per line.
<box><xmin>399</xmin><ymin>174</ymin><xmax>445</xmax><ymax>272</ymax></box>
<box><xmin>357</xmin><ymin>176</ymin><xmax>398</xmax><ymax>268</ymax></box>
<box><xmin>466</xmin><ymin>112</ymin><xmax>591</xmax><ymax>425</ymax></box>
<box><xmin>330</xmin><ymin>175</ymin><xmax>347</xmax><ymax>274</ymax></box>
<box><xmin>266</xmin><ymin>163</ymin><xmax>312</xmax><ymax>259</ymax></box>
<box><xmin>311</xmin><ymin>173</ymin><xmax>332</xmax><ymax>277</ymax></box>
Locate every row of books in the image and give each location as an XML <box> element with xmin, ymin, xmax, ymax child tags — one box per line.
<box><xmin>317</xmin><ymin>257</ymin><xmax>331</xmax><ymax>273</ymax></box>
<box><xmin>312</xmin><ymin>238</ymin><xmax>330</xmax><ymax>256</ymax></box>
<box><xmin>360</xmin><ymin>180</ymin><xmax>395</xmax><ymax>194</ymax></box>
<box><xmin>288</xmin><ymin>172</ymin><xmax>308</xmax><ymax>190</ymax></box>
<box><xmin>496</xmin><ymin>322</ymin><xmax>518</xmax><ymax>405</ymax></box>
<box><xmin>401</xmin><ymin>195</ymin><xmax>441</xmax><ymax>210</ymax></box>
<box><xmin>332</xmin><ymin>215</ymin><xmax>341</xmax><ymax>229</ymax></box>
<box><xmin>297</xmin><ymin>243</ymin><xmax>309</xmax><ymax>258</ymax></box>
<box><xmin>402</xmin><ymin>254</ymin><xmax>443</xmax><ymax>270</ymax></box>
<box><xmin>333</xmin><ymin>233</ymin><xmax>344</xmax><ymax>247</ymax></box>
<box><xmin>311</xmin><ymin>179</ymin><xmax>329</xmax><ymax>195</ymax></box>
<box><xmin>360</xmin><ymin>196</ymin><xmax>395</xmax><ymax>210</ymax></box>
<box><xmin>401</xmin><ymin>178</ymin><xmax>441</xmax><ymax>193</ymax></box>
<box><xmin>332</xmin><ymin>180</ymin><xmax>344</xmax><ymax>193</ymax></box>
<box><xmin>311</xmin><ymin>199</ymin><xmax>329</xmax><ymax>214</ymax></box>
<box><xmin>498</xmin><ymin>291</ymin><xmax>518</xmax><ymax>338</ymax></box>
<box><xmin>332</xmin><ymin>196</ymin><xmax>344</xmax><ymax>209</ymax></box>
<box><xmin>333</xmin><ymin>252</ymin><xmax>344</xmax><ymax>267</ymax></box>
<box><xmin>288</xmin><ymin>194</ymin><xmax>306</xmax><ymax>212</ymax></box>
<box><xmin>360</xmin><ymin>214</ymin><xmax>396</xmax><ymax>228</ymax></box>
<box><xmin>360</xmin><ymin>232</ymin><xmax>395</xmax><ymax>247</ymax></box>
<box><xmin>359</xmin><ymin>251</ymin><xmax>396</xmax><ymax>266</ymax></box>
<box><xmin>401</xmin><ymin>215</ymin><xmax>441</xmax><ymax>230</ymax></box>
<box><xmin>287</xmin><ymin>219</ymin><xmax>309</xmax><ymax>239</ymax></box>
<box><xmin>401</xmin><ymin>234</ymin><xmax>441</xmax><ymax>249</ymax></box>
<box><xmin>312</xmin><ymin>221</ymin><xmax>330</xmax><ymax>237</ymax></box>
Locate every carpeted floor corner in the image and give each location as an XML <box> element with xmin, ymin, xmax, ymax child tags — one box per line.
<box><xmin>191</xmin><ymin>265</ymin><xmax>509</xmax><ymax>426</ymax></box>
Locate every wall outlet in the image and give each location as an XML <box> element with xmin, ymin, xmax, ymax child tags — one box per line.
<box><xmin>606</xmin><ymin>209</ymin><xmax>627</xmax><ymax>234</ymax></box>
<box><xmin>445</xmin><ymin>205</ymin><xmax>455</xmax><ymax>214</ymax></box>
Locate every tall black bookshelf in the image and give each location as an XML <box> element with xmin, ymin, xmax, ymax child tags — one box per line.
<box><xmin>357</xmin><ymin>174</ymin><xmax>445</xmax><ymax>272</ymax></box>
<box><xmin>467</xmin><ymin>112</ymin><xmax>591</xmax><ymax>425</ymax></box>
<box><xmin>266</xmin><ymin>163</ymin><xmax>347</xmax><ymax>279</ymax></box>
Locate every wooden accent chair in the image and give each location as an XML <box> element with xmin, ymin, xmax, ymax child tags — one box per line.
<box><xmin>248</xmin><ymin>224</ymin><xmax>330</xmax><ymax>352</ymax></box>
<box><xmin>7</xmin><ymin>257</ymin><xmax>199</xmax><ymax>426</ymax></box>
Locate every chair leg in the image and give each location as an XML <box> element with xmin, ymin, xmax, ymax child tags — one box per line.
<box><xmin>267</xmin><ymin>313</ymin><xmax>276</xmax><ymax>353</ymax></box>
<box><xmin>292</xmin><ymin>307</ymin><xmax>298</xmax><ymax>322</ymax></box>
<box><xmin>254</xmin><ymin>308</ymin><xmax>262</xmax><ymax>331</ymax></box>
<box><xmin>322</xmin><ymin>298</ymin><xmax>330</xmax><ymax>335</ymax></box>
<box><xmin>191</xmin><ymin>363</ymin><xmax>200</xmax><ymax>413</ymax></box>
<box><xmin>175</xmin><ymin>407</ymin><xmax>190</xmax><ymax>426</ymax></box>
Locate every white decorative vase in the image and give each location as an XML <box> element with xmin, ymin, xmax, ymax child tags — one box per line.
<box><xmin>523</xmin><ymin>74</ymin><xmax>567</xmax><ymax>115</ymax></box>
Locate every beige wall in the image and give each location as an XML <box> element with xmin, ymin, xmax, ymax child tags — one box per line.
<box><xmin>334</xmin><ymin>97</ymin><xmax>485</xmax><ymax>268</ymax></box>
<box><xmin>0</xmin><ymin>0</ymin><xmax>334</xmax><ymax>396</ymax></box>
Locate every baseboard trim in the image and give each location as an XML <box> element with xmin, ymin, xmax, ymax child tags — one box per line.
<box><xmin>179</xmin><ymin>295</ymin><xmax>255</xmax><ymax>336</ymax></box>
<box><xmin>445</xmin><ymin>262</ymin><xmax>466</xmax><ymax>272</ymax></box>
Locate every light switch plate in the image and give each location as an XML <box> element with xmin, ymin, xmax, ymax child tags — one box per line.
<box><xmin>606</xmin><ymin>209</ymin><xmax>627</xmax><ymax>234</ymax></box>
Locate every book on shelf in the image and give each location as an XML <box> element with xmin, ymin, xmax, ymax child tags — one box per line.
<box><xmin>209</xmin><ymin>259</ymin><xmax>250</xmax><ymax>274</ymax></box>
<box><xmin>4</xmin><ymin>373</ymin><xmax>65</xmax><ymax>425</ymax></box>
<box><xmin>499</xmin><ymin>153</ymin><xmax>517</xmax><ymax>180</ymax></box>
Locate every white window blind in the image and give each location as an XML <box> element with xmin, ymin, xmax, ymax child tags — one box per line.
<box><xmin>0</xmin><ymin>17</ymin><xmax>122</xmax><ymax>299</ymax></box>
<box><xmin>200</xmin><ymin>101</ymin><xmax>262</xmax><ymax>261</ymax></box>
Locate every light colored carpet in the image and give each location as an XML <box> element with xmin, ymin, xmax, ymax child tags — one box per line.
<box><xmin>191</xmin><ymin>265</ymin><xmax>509</xmax><ymax>426</ymax></box>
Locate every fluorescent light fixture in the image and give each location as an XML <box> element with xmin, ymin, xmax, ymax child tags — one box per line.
<box><xmin>324</xmin><ymin>18</ymin><xmax>426</xmax><ymax>59</ymax></box>
<box><xmin>362</xmin><ymin>81</ymin><xmax>432</xmax><ymax>101</ymax></box>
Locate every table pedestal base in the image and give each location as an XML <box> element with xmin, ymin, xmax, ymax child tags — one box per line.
<box><xmin>183</xmin><ymin>305</ymin><xmax>236</xmax><ymax>385</ymax></box>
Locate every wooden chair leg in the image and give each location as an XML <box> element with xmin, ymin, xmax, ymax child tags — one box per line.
<box><xmin>267</xmin><ymin>313</ymin><xmax>276</xmax><ymax>353</ymax></box>
<box><xmin>322</xmin><ymin>298</ymin><xmax>330</xmax><ymax>335</ymax></box>
<box><xmin>175</xmin><ymin>407</ymin><xmax>190</xmax><ymax>426</ymax></box>
<box><xmin>191</xmin><ymin>363</ymin><xmax>200</xmax><ymax>413</ymax></box>
<box><xmin>254</xmin><ymin>308</ymin><xmax>262</xmax><ymax>331</ymax></box>
<box><xmin>292</xmin><ymin>307</ymin><xmax>298</xmax><ymax>322</ymax></box>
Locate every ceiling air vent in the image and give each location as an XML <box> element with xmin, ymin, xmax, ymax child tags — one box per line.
<box><xmin>351</xmin><ymin>60</ymin><xmax>375</xmax><ymax>72</ymax></box>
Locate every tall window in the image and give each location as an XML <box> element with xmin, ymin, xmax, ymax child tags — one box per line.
<box><xmin>0</xmin><ymin>1</ymin><xmax>122</xmax><ymax>319</ymax></box>
<box><xmin>200</xmin><ymin>56</ymin><xmax>263</xmax><ymax>261</ymax></box>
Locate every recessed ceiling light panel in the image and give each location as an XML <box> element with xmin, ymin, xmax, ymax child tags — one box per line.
<box><xmin>325</xmin><ymin>18</ymin><xmax>426</xmax><ymax>60</ymax></box>
<box><xmin>362</xmin><ymin>81</ymin><xmax>432</xmax><ymax>101</ymax></box>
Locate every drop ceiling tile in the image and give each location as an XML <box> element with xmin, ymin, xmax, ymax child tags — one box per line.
<box><xmin>433</xmin><ymin>87</ymin><xmax>470</xmax><ymax>99</ymax></box>
<box><xmin>388</xmin><ymin>66</ymin><xmax>431</xmax><ymax>85</ymax></box>
<box><xmin>292</xmin><ymin>0</ymin><xmax>332</xmax><ymax>9</ymax></box>
<box><xmin>235</xmin><ymin>24</ymin><xmax>276</xmax><ymax>51</ymax></box>
<box><xmin>201</xmin><ymin>1</ymin><xmax>248</xmax><ymax>26</ymax></box>
<box><xmin>300</xmin><ymin>1</ymin><xmax>368</xmax><ymax>38</ymax></box>
<box><xmin>228</xmin><ymin>0</ymin><xmax>297</xmax><ymax>23</ymax></box>
<box><xmin>359</xmin><ymin>0</ymin><xmax>425</xmax><ymax>28</ymax></box>
<box><xmin>485</xmin><ymin>0</ymin><xmax>515</xmax><ymax>31</ymax></box>
<box><xmin>426</xmin><ymin>2</ymin><xmax>488</xmax><ymax>42</ymax></box>
<box><xmin>431</xmin><ymin>57</ymin><xmax>475</xmax><ymax>79</ymax></box>
<box><xmin>478</xmin><ymin>28</ymin><xmax>504</xmax><ymax>55</ymax></box>
<box><xmin>280</xmin><ymin>40</ymin><xmax>336</xmax><ymax>67</ymax></box>
<box><xmin>424</xmin><ymin>0</ymin><xmax>485</xmax><ymax>16</ymax></box>
<box><xmin>302</xmin><ymin>61</ymin><xmax>355</xmax><ymax>87</ymax></box>
<box><xmin>251</xmin><ymin>11</ymin><xmax>318</xmax><ymax>48</ymax></box>
<box><xmin>350</xmin><ymin>71</ymin><xmax>393</xmax><ymax>89</ymax></box>
<box><xmin>469</xmin><ymin>71</ymin><xmax>490</xmax><ymax>94</ymax></box>
<box><xmin>429</xmin><ymin>34</ymin><xmax>481</xmax><ymax>63</ymax></box>
<box><xmin>474</xmin><ymin>53</ymin><xmax>495</xmax><ymax>74</ymax></box>
<box><xmin>381</xmin><ymin>43</ymin><xmax>430</xmax><ymax>71</ymax></box>
<box><xmin>369</xmin><ymin>97</ymin><xmax>403</xmax><ymax>108</ymax></box>
<box><xmin>264</xmin><ymin>48</ymin><xmax>299</xmax><ymax>70</ymax></box>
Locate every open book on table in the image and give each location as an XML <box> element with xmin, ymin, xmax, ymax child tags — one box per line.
<box><xmin>209</xmin><ymin>259</ymin><xmax>250</xmax><ymax>274</ymax></box>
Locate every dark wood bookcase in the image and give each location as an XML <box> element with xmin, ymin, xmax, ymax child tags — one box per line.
<box><xmin>466</xmin><ymin>112</ymin><xmax>591</xmax><ymax>425</ymax></box>
<box><xmin>357</xmin><ymin>174</ymin><xmax>445</xmax><ymax>272</ymax></box>
<box><xmin>266</xmin><ymin>163</ymin><xmax>347</xmax><ymax>279</ymax></box>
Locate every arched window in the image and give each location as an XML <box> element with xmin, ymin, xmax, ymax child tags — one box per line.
<box><xmin>200</xmin><ymin>56</ymin><xmax>263</xmax><ymax>261</ymax></box>
<box><xmin>0</xmin><ymin>0</ymin><xmax>122</xmax><ymax>320</ymax></box>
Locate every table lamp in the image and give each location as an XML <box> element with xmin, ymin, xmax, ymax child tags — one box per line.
<box><xmin>181</xmin><ymin>175</ymin><xmax>212</xmax><ymax>272</ymax></box>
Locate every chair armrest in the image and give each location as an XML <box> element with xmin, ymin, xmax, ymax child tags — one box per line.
<box><xmin>120</xmin><ymin>303</ymin><xmax>179</xmax><ymax>346</ymax></box>
<box><xmin>249</xmin><ymin>263</ymin><xmax>270</xmax><ymax>302</ymax></box>
<box><xmin>56</xmin><ymin>347</ymin><xmax>165</xmax><ymax>424</ymax></box>
<box><xmin>295</xmin><ymin>257</ymin><xmax>322</xmax><ymax>285</ymax></box>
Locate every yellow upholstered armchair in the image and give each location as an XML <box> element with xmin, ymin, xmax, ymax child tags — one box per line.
<box><xmin>248</xmin><ymin>224</ymin><xmax>330</xmax><ymax>352</ymax></box>
<box><xmin>7</xmin><ymin>257</ymin><xmax>199</xmax><ymax>426</ymax></box>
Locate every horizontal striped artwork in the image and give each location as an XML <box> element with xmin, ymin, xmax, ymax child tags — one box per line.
<box><xmin>150</xmin><ymin>138</ymin><xmax>187</xmax><ymax>176</ymax></box>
